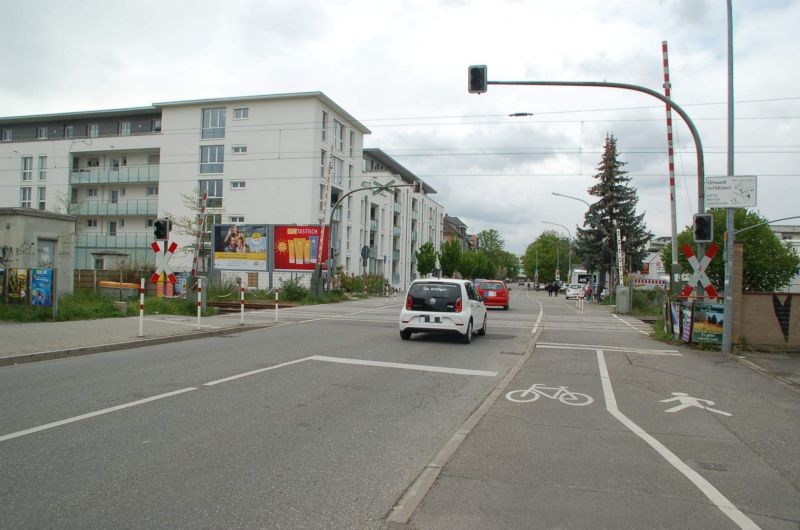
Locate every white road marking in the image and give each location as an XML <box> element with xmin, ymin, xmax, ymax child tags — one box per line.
<box><xmin>310</xmin><ymin>355</ymin><xmax>497</xmax><ymax>377</ymax></box>
<box><xmin>612</xmin><ymin>313</ymin><xmax>651</xmax><ymax>335</ymax></box>
<box><xmin>537</xmin><ymin>342</ymin><xmax>681</xmax><ymax>356</ymax></box>
<box><xmin>203</xmin><ymin>356</ymin><xmax>315</xmax><ymax>386</ymax></box>
<box><xmin>595</xmin><ymin>350</ymin><xmax>758</xmax><ymax>529</ymax></box>
<box><xmin>0</xmin><ymin>387</ymin><xmax>197</xmax><ymax>443</ymax></box>
<box><xmin>531</xmin><ymin>301</ymin><xmax>544</xmax><ymax>336</ymax></box>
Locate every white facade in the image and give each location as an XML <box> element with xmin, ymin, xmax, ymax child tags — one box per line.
<box><xmin>0</xmin><ymin>92</ymin><xmax>442</xmax><ymax>290</ymax></box>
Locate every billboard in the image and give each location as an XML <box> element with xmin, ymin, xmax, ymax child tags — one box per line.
<box><xmin>213</xmin><ymin>224</ymin><xmax>269</xmax><ymax>271</ymax></box>
<box><xmin>273</xmin><ymin>225</ymin><xmax>329</xmax><ymax>271</ymax></box>
<box><xmin>30</xmin><ymin>268</ymin><xmax>54</xmax><ymax>307</ymax></box>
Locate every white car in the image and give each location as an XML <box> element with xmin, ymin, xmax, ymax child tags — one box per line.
<box><xmin>565</xmin><ymin>283</ymin><xmax>583</xmax><ymax>299</ymax></box>
<box><xmin>399</xmin><ymin>279</ymin><xmax>487</xmax><ymax>344</ymax></box>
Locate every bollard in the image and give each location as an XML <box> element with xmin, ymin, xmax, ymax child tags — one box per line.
<box><xmin>240</xmin><ymin>283</ymin><xmax>245</xmax><ymax>326</ymax></box>
<box><xmin>197</xmin><ymin>277</ymin><xmax>202</xmax><ymax>330</ymax></box>
<box><xmin>139</xmin><ymin>278</ymin><xmax>145</xmax><ymax>337</ymax></box>
<box><xmin>274</xmin><ymin>288</ymin><xmax>279</xmax><ymax>323</ymax></box>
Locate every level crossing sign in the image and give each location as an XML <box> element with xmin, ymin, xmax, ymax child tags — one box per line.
<box><xmin>151</xmin><ymin>241</ymin><xmax>178</xmax><ymax>284</ymax></box>
<box><xmin>680</xmin><ymin>243</ymin><xmax>718</xmax><ymax>298</ymax></box>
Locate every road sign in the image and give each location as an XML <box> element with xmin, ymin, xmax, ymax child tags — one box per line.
<box><xmin>705</xmin><ymin>176</ymin><xmax>757</xmax><ymax>208</ymax></box>
<box><xmin>680</xmin><ymin>243</ymin><xmax>718</xmax><ymax>298</ymax></box>
<box><xmin>151</xmin><ymin>241</ymin><xmax>178</xmax><ymax>284</ymax></box>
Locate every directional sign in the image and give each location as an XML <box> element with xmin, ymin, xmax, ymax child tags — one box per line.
<box><xmin>680</xmin><ymin>243</ymin><xmax>718</xmax><ymax>298</ymax></box>
<box><xmin>151</xmin><ymin>241</ymin><xmax>178</xmax><ymax>284</ymax></box>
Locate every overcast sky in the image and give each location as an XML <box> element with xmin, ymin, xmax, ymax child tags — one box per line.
<box><xmin>2</xmin><ymin>0</ymin><xmax>798</xmax><ymax>255</ymax></box>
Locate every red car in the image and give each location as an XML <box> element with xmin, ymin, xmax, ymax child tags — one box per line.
<box><xmin>476</xmin><ymin>280</ymin><xmax>509</xmax><ymax>310</ymax></box>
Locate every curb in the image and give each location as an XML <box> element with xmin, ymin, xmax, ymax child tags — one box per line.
<box><xmin>0</xmin><ymin>324</ymin><xmax>269</xmax><ymax>367</ymax></box>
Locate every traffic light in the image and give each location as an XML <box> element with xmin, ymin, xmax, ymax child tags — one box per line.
<box><xmin>154</xmin><ymin>218</ymin><xmax>170</xmax><ymax>240</ymax></box>
<box><xmin>693</xmin><ymin>213</ymin><xmax>713</xmax><ymax>243</ymax></box>
<box><xmin>468</xmin><ymin>65</ymin><xmax>487</xmax><ymax>94</ymax></box>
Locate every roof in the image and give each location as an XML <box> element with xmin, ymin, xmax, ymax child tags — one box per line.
<box><xmin>444</xmin><ymin>215</ymin><xmax>468</xmax><ymax>229</ymax></box>
<box><xmin>0</xmin><ymin>106</ymin><xmax>158</xmax><ymax>124</ymax></box>
<box><xmin>363</xmin><ymin>148</ymin><xmax>436</xmax><ymax>194</ymax></box>
<box><xmin>0</xmin><ymin>208</ymin><xmax>76</xmax><ymax>222</ymax></box>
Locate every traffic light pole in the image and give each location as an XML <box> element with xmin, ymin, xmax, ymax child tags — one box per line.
<box><xmin>483</xmin><ymin>78</ymin><xmax>706</xmax><ymax>297</ymax></box>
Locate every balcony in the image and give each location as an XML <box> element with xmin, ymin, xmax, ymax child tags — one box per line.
<box><xmin>411</xmin><ymin>231</ymin><xmax>418</xmax><ymax>241</ymax></box>
<box><xmin>393</xmin><ymin>202</ymin><xmax>401</xmax><ymax>213</ymax></box>
<box><xmin>393</xmin><ymin>226</ymin><xmax>401</xmax><ymax>238</ymax></box>
<box><xmin>393</xmin><ymin>250</ymin><xmax>400</xmax><ymax>261</ymax></box>
<box><xmin>411</xmin><ymin>210</ymin><xmax>419</xmax><ymax>221</ymax></box>
<box><xmin>70</xmin><ymin>165</ymin><xmax>160</xmax><ymax>185</ymax></box>
<box><xmin>70</xmin><ymin>199</ymin><xmax>158</xmax><ymax>217</ymax></box>
<box><xmin>75</xmin><ymin>232</ymin><xmax>153</xmax><ymax>249</ymax></box>
<box><xmin>369</xmin><ymin>219</ymin><xmax>378</xmax><ymax>232</ymax></box>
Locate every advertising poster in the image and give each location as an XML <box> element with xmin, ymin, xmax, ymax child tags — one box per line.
<box><xmin>30</xmin><ymin>268</ymin><xmax>53</xmax><ymax>307</ymax></box>
<box><xmin>213</xmin><ymin>224</ymin><xmax>268</xmax><ymax>271</ymax></box>
<box><xmin>8</xmin><ymin>268</ymin><xmax>28</xmax><ymax>304</ymax></box>
<box><xmin>273</xmin><ymin>225</ymin><xmax>329</xmax><ymax>271</ymax></box>
<box><xmin>692</xmin><ymin>302</ymin><xmax>724</xmax><ymax>345</ymax></box>
<box><xmin>670</xmin><ymin>302</ymin><xmax>681</xmax><ymax>339</ymax></box>
<box><xmin>681</xmin><ymin>303</ymin><xmax>693</xmax><ymax>343</ymax></box>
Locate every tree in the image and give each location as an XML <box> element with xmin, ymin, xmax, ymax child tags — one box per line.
<box><xmin>415</xmin><ymin>242</ymin><xmax>437</xmax><ymax>277</ymax></box>
<box><xmin>662</xmin><ymin>208</ymin><xmax>800</xmax><ymax>292</ymax></box>
<box><xmin>497</xmin><ymin>250</ymin><xmax>520</xmax><ymax>280</ymax></box>
<box><xmin>458</xmin><ymin>250</ymin><xmax>496</xmax><ymax>280</ymax></box>
<box><xmin>476</xmin><ymin>229</ymin><xmax>504</xmax><ymax>262</ymax></box>
<box><xmin>523</xmin><ymin>231</ymin><xmax>565</xmax><ymax>283</ymax></box>
<box><xmin>439</xmin><ymin>238</ymin><xmax>463</xmax><ymax>278</ymax></box>
<box><xmin>574</xmin><ymin>134</ymin><xmax>652</xmax><ymax>293</ymax></box>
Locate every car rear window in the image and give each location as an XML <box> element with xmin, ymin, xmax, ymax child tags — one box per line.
<box><xmin>407</xmin><ymin>282</ymin><xmax>462</xmax><ymax>312</ymax></box>
<box><xmin>479</xmin><ymin>282</ymin><xmax>505</xmax><ymax>291</ymax></box>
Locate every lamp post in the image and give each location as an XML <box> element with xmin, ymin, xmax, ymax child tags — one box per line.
<box><xmin>551</xmin><ymin>192</ymin><xmax>591</xmax><ymax>208</ymax></box>
<box><xmin>543</xmin><ymin>221</ymin><xmax>572</xmax><ymax>283</ymax></box>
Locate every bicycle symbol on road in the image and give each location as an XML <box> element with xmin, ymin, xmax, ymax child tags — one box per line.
<box><xmin>506</xmin><ymin>383</ymin><xmax>594</xmax><ymax>406</ymax></box>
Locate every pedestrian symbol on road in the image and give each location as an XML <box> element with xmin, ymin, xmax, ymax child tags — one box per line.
<box><xmin>660</xmin><ymin>392</ymin><xmax>731</xmax><ymax>416</ymax></box>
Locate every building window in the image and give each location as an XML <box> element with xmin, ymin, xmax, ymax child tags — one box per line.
<box><xmin>202</xmin><ymin>107</ymin><xmax>226</xmax><ymax>139</ymax></box>
<box><xmin>87</xmin><ymin>219</ymin><xmax>98</xmax><ymax>228</ymax></box>
<box><xmin>36</xmin><ymin>127</ymin><xmax>48</xmax><ymax>140</ymax></box>
<box><xmin>320</xmin><ymin>149</ymin><xmax>326</xmax><ymax>177</ymax></box>
<box><xmin>37</xmin><ymin>187</ymin><xmax>46</xmax><ymax>210</ymax></box>
<box><xmin>348</xmin><ymin>164</ymin><xmax>353</xmax><ymax>190</ymax></box>
<box><xmin>232</xmin><ymin>144</ymin><xmax>247</xmax><ymax>154</ymax></box>
<box><xmin>63</xmin><ymin>125</ymin><xmax>74</xmax><ymax>138</ymax></box>
<box><xmin>321</xmin><ymin>110</ymin><xmax>328</xmax><ymax>141</ymax></box>
<box><xmin>87</xmin><ymin>157</ymin><xmax>100</xmax><ymax>168</ymax></box>
<box><xmin>21</xmin><ymin>157</ymin><xmax>33</xmax><ymax>180</ymax></box>
<box><xmin>152</xmin><ymin>119</ymin><xmax>162</xmax><ymax>132</ymax></box>
<box><xmin>349</xmin><ymin>130</ymin><xmax>355</xmax><ymax>157</ymax></box>
<box><xmin>231</xmin><ymin>181</ymin><xmax>246</xmax><ymax>189</ymax></box>
<box><xmin>109</xmin><ymin>221</ymin><xmax>117</xmax><ymax>236</ymax></box>
<box><xmin>233</xmin><ymin>107</ymin><xmax>249</xmax><ymax>120</ymax></box>
<box><xmin>200</xmin><ymin>145</ymin><xmax>224</xmax><ymax>173</ymax></box>
<box><xmin>199</xmin><ymin>179</ymin><xmax>223</xmax><ymax>208</ymax></box>
<box><xmin>88</xmin><ymin>123</ymin><xmax>100</xmax><ymax>137</ymax></box>
<box><xmin>333</xmin><ymin>120</ymin><xmax>343</xmax><ymax>151</ymax></box>
<box><xmin>88</xmin><ymin>188</ymin><xmax>98</xmax><ymax>197</ymax></box>
<box><xmin>38</xmin><ymin>156</ymin><xmax>47</xmax><ymax>181</ymax></box>
<box><xmin>1</xmin><ymin>129</ymin><xmax>11</xmax><ymax>141</ymax></box>
<box><xmin>146</xmin><ymin>185</ymin><xmax>159</xmax><ymax>196</ymax></box>
<box><xmin>230</xmin><ymin>215</ymin><xmax>245</xmax><ymax>224</ymax></box>
<box><xmin>20</xmin><ymin>187</ymin><xmax>32</xmax><ymax>208</ymax></box>
<box><xmin>146</xmin><ymin>219</ymin><xmax>155</xmax><ymax>228</ymax></box>
<box><xmin>333</xmin><ymin>156</ymin><xmax>343</xmax><ymax>185</ymax></box>
<box><xmin>119</xmin><ymin>121</ymin><xmax>131</xmax><ymax>136</ymax></box>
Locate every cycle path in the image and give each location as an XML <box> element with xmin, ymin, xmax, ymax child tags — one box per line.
<box><xmin>402</xmin><ymin>296</ymin><xmax>800</xmax><ymax>529</ymax></box>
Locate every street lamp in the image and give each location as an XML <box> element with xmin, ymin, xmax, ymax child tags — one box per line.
<box><xmin>543</xmin><ymin>221</ymin><xmax>572</xmax><ymax>283</ymax></box>
<box><xmin>551</xmin><ymin>192</ymin><xmax>591</xmax><ymax>208</ymax></box>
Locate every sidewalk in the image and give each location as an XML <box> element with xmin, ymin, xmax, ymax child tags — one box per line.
<box><xmin>0</xmin><ymin>312</ymin><xmax>270</xmax><ymax>366</ymax></box>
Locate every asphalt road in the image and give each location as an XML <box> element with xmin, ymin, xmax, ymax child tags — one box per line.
<box><xmin>1</xmin><ymin>289</ymin><xmax>798</xmax><ymax>529</ymax></box>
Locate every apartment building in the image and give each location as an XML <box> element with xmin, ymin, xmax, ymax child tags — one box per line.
<box><xmin>0</xmin><ymin>92</ymin><xmax>441</xmax><ymax>290</ymax></box>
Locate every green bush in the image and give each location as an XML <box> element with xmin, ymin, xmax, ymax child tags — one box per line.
<box><xmin>279</xmin><ymin>278</ymin><xmax>309</xmax><ymax>301</ymax></box>
<box><xmin>632</xmin><ymin>288</ymin><xmax>665</xmax><ymax>316</ymax></box>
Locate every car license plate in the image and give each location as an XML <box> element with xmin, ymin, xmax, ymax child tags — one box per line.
<box><xmin>487</xmin><ymin>291</ymin><xmax>496</xmax><ymax>297</ymax></box>
<box><xmin>421</xmin><ymin>315</ymin><xmax>440</xmax><ymax>323</ymax></box>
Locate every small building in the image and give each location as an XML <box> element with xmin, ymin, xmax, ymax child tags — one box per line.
<box><xmin>0</xmin><ymin>208</ymin><xmax>76</xmax><ymax>299</ymax></box>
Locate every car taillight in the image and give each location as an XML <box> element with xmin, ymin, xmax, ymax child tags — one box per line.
<box><xmin>455</xmin><ymin>297</ymin><xmax>463</xmax><ymax>312</ymax></box>
<box><xmin>406</xmin><ymin>295</ymin><xmax>412</xmax><ymax>310</ymax></box>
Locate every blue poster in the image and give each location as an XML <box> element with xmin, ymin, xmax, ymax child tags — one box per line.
<box><xmin>30</xmin><ymin>268</ymin><xmax>53</xmax><ymax>307</ymax></box>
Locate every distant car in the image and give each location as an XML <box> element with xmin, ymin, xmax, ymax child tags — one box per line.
<box><xmin>565</xmin><ymin>284</ymin><xmax>583</xmax><ymax>299</ymax></box>
<box><xmin>476</xmin><ymin>280</ymin><xmax>510</xmax><ymax>310</ymax></box>
<box><xmin>399</xmin><ymin>279</ymin><xmax>487</xmax><ymax>344</ymax></box>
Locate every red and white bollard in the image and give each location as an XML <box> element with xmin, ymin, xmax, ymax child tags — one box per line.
<box><xmin>274</xmin><ymin>288</ymin><xmax>279</xmax><ymax>323</ymax></box>
<box><xmin>576</xmin><ymin>292</ymin><xmax>584</xmax><ymax>310</ymax></box>
<box><xmin>240</xmin><ymin>281</ymin><xmax>245</xmax><ymax>326</ymax></box>
<box><xmin>138</xmin><ymin>278</ymin><xmax>145</xmax><ymax>336</ymax></box>
<box><xmin>196</xmin><ymin>277</ymin><xmax>203</xmax><ymax>330</ymax></box>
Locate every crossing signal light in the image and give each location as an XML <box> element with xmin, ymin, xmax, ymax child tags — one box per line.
<box><xmin>154</xmin><ymin>218</ymin><xmax>170</xmax><ymax>240</ymax></box>
<box><xmin>468</xmin><ymin>65</ymin><xmax>487</xmax><ymax>94</ymax></box>
<box><xmin>693</xmin><ymin>213</ymin><xmax>713</xmax><ymax>243</ymax></box>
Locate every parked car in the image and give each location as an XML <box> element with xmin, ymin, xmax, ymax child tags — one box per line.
<box><xmin>476</xmin><ymin>280</ymin><xmax>510</xmax><ymax>310</ymax></box>
<box><xmin>399</xmin><ymin>279</ymin><xmax>487</xmax><ymax>344</ymax></box>
<box><xmin>565</xmin><ymin>283</ymin><xmax>583</xmax><ymax>299</ymax></box>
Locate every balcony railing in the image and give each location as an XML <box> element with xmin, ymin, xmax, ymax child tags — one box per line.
<box><xmin>393</xmin><ymin>250</ymin><xmax>400</xmax><ymax>261</ymax></box>
<box><xmin>369</xmin><ymin>219</ymin><xmax>378</xmax><ymax>232</ymax></box>
<box><xmin>411</xmin><ymin>211</ymin><xmax>419</xmax><ymax>221</ymax></box>
<box><xmin>70</xmin><ymin>199</ymin><xmax>158</xmax><ymax>216</ymax></box>
<box><xmin>393</xmin><ymin>226</ymin><xmax>401</xmax><ymax>237</ymax></box>
<box><xmin>70</xmin><ymin>165</ymin><xmax>160</xmax><ymax>185</ymax></box>
<box><xmin>411</xmin><ymin>231</ymin><xmax>418</xmax><ymax>241</ymax></box>
<box><xmin>75</xmin><ymin>232</ymin><xmax>153</xmax><ymax>249</ymax></box>
<box><xmin>393</xmin><ymin>202</ymin><xmax>401</xmax><ymax>213</ymax></box>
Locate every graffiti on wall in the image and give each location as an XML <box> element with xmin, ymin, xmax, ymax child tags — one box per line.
<box><xmin>772</xmin><ymin>295</ymin><xmax>792</xmax><ymax>342</ymax></box>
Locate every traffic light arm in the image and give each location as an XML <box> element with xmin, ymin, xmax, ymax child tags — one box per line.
<box><xmin>327</xmin><ymin>183</ymin><xmax>421</xmax><ymax>228</ymax></box>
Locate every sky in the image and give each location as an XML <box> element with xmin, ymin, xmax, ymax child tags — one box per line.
<box><xmin>2</xmin><ymin>0</ymin><xmax>798</xmax><ymax>255</ymax></box>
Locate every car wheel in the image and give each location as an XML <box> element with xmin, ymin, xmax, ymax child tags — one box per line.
<box><xmin>503</xmin><ymin>304</ymin><xmax>509</xmax><ymax>310</ymax></box>
<box><xmin>461</xmin><ymin>320</ymin><xmax>473</xmax><ymax>344</ymax></box>
<box><xmin>477</xmin><ymin>315</ymin><xmax>487</xmax><ymax>336</ymax></box>
<box><xmin>400</xmin><ymin>330</ymin><xmax>411</xmax><ymax>340</ymax></box>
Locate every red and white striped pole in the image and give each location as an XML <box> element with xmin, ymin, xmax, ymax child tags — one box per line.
<box><xmin>138</xmin><ymin>278</ymin><xmax>145</xmax><ymax>336</ymax></box>
<box><xmin>240</xmin><ymin>281</ymin><xmax>245</xmax><ymax>325</ymax></box>
<box><xmin>274</xmin><ymin>288</ymin><xmax>279</xmax><ymax>323</ymax></box>
<box><xmin>662</xmin><ymin>41</ymin><xmax>681</xmax><ymax>292</ymax></box>
<box><xmin>196</xmin><ymin>277</ymin><xmax>202</xmax><ymax>330</ymax></box>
